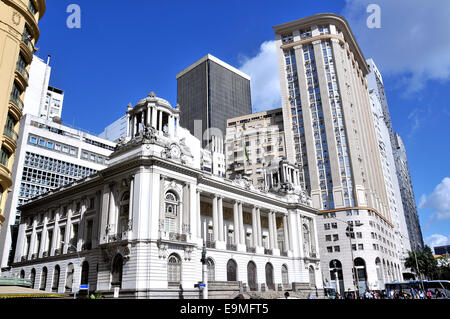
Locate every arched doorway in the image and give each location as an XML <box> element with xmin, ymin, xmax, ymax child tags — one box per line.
<box><xmin>81</xmin><ymin>261</ymin><xmax>89</xmax><ymax>286</ymax></box>
<box><xmin>40</xmin><ymin>267</ymin><xmax>48</xmax><ymax>291</ymax></box>
<box><xmin>207</xmin><ymin>258</ymin><xmax>215</xmax><ymax>282</ymax></box>
<box><xmin>309</xmin><ymin>266</ymin><xmax>316</xmax><ymax>288</ymax></box>
<box><xmin>281</xmin><ymin>264</ymin><xmax>289</xmax><ymax>288</ymax></box>
<box><xmin>226</xmin><ymin>259</ymin><xmax>237</xmax><ymax>282</ymax></box>
<box><xmin>375</xmin><ymin>258</ymin><xmax>384</xmax><ymax>290</ymax></box>
<box><xmin>111</xmin><ymin>254</ymin><xmax>123</xmax><ymax>288</ymax></box>
<box><xmin>65</xmin><ymin>263</ymin><xmax>74</xmax><ymax>293</ymax></box>
<box><xmin>19</xmin><ymin>269</ymin><xmax>25</xmax><ymax>279</ymax></box>
<box><xmin>354</xmin><ymin>257</ymin><xmax>367</xmax><ymax>294</ymax></box>
<box><xmin>247</xmin><ymin>261</ymin><xmax>257</xmax><ymax>291</ymax></box>
<box><xmin>265</xmin><ymin>263</ymin><xmax>274</xmax><ymax>291</ymax></box>
<box><xmin>167</xmin><ymin>254</ymin><xmax>181</xmax><ymax>287</ymax></box>
<box><xmin>329</xmin><ymin>260</ymin><xmax>344</xmax><ymax>294</ymax></box>
<box><xmin>30</xmin><ymin>268</ymin><xmax>36</xmax><ymax>289</ymax></box>
<box><xmin>52</xmin><ymin>265</ymin><xmax>60</xmax><ymax>292</ymax></box>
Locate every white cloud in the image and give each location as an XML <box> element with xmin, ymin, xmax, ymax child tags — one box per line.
<box><xmin>425</xmin><ymin>234</ymin><xmax>450</xmax><ymax>250</ymax></box>
<box><xmin>238</xmin><ymin>41</ymin><xmax>281</xmax><ymax>113</ymax></box>
<box><xmin>342</xmin><ymin>0</ymin><xmax>450</xmax><ymax>94</ymax></box>
<box><xmin>419</xmin><ymin>177</ymin><xmax>450</xmax><ymax>220</ymax></box>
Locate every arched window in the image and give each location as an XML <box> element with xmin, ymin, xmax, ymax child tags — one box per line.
<box><xmin>19</xmin><ymin>270</ymin><xmax>25</xmax><ymax>279</ymax></box>
<box><xmin>354</xmin><ymin>257</ymin><xmax>367</xmax><ymax>293</ymax></box>
<box><xmin>168</xmin><ymin>254</ymin><xmax>181</xmax><ymax>286</ymax></box>
<box><xmin>281</xmin><ymin>264</ymin><xmax>289</xmax><ymax>287</ymax></box>
<box><xmin>81</xmin><ymin>261</ymin><xmax>89</xmax><ymax>286</ymax></box>
<box><xmin>52</xmin><ymin>265</ymin><xmax>60</xmax><ymax>292</ymax></box>
<box><xmin>265</xmin><ymin>263</ymin><xmax>275</xmax><ymax>290</ymax></box>
<box><xmin>309</xmin><ymin>266</ymin><xmax>316</xmax><ymax>287</ymax></box>
<box><xmin>119</xmin><ymin>192</ymin><xmax>130</xmax><ymax>235</ymax></box>
<box><xmin>247</xmin><ymin>261</ymin><xmax>257</xmax><ymax>291</ymax></box>
<box><xmin>40</xmin><ymin>267</ymin><xmax>48</xmax><ymax>291</ymax></box>
<box><xmin>30</xmin><ymin>268</ymin><xmax>36</xmax><ymax>289</ymax></box>
<box><xmin>111</xmin><ymin>254</ymin><xmax>123</xmax><ymax>288</ymax></box>
<box><xmin>329</xmin><ymin>259</ymin><xmax>344</xmax><ymax>294</ymax></box>
<box><xmin>164</xmin><ymin>191</ymin><xmax>179</xmax><ymax>234</ymax></box>
<box><xmin>65</xmin><ymin>263</ymin><xmax>74</xmax><ymax>293</ymax></box>
<box><xmin>226</xmin><ymin>259</ymin><xmax>238</xmax><ymax>282</ymax></box>
<box><xmin>207</xmin><ymin>258</ymin><xmax>215</xmax><ymax>282</ymax></box>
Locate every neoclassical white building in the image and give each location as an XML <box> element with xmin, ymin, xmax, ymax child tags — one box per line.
<box><xmin>8</xmin><ymin>93</ymin><xmax>323</xmax><ymax>298</ymax></box>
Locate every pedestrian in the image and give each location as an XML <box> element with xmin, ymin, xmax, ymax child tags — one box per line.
<box><xmin>284</xmin><ymin>291</ymin><xmax>290</xmax><ymax>299</ymax></box>
<box><xmin>435</xmin><ymin>289</ymin><xmax>443</xmax><ymax>299</ymax></box>
<box><xmin>426</xmin><ymin>289</ymin><xmax>432</xmax><ymax>299</ymax></box>
<box><xmin>335</xmin><ymin>292</ymin><xmax>340</xmax><ymax>299</ymax></box>
<box><xmin>419</xmin><ymin>290</ymin><xmax>424</xmax><ymax>299</ymax></box>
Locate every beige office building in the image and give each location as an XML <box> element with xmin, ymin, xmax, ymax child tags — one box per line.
<box><xmin>274</xmin><ymin>14</ymin><xmax>402</xmax><ymax>293</ymax></box>
<box><xmin>225</xmin><ymin>108</ymin><xmax>285</xmax><ymax>190</ymax></box>
<box><xmin>0</xmin><ymin>0</ymin><xmax>46</xmax><ymax>229</ymax></box>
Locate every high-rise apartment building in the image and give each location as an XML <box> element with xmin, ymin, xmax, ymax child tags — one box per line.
<box><xmin>0</xmin><ymin>114</ymin><xmax>116</xmax><ymax>272</ymax></box>
<box><xmin>366</xmin><ymin>59</ymin><xmax>424</xmax><ymax>253</ymax></box>
<box><xmin>274</xmin><ymin>13</ymin><xmax>403</xmax><ymax>293</ymax></box>
<box><xmin>225</xmin><ymin>108</ymin><xmax>285</xmax><ymax>189</ymax></box>
<box><xmin>177</xmin><ymin>54</ymin><xmax>252</xmax><ymax>149</ymax></box>
<box><xmin>0</xmin><ymin>0</ymin><xmax>46</xmax><ymax>230</ymax></box>
<box><xmin>392</xmin><ymin>134</ymin><xmax>424</xmax><ymax>251</ymax></box>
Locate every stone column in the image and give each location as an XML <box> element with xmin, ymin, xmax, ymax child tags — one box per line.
<box><xmin>128</xmin><ymin>176</ymin><xmax>134</xmax><ymax>241</ymax></box>
<box><xmin>212</xmin><ymin>195</ymin><xmax>218</xmax><ymax>243</ymax></box>
<box><xmin>238</xmin><ymin>202</ymin><xmax>245</xmax><ymax>245</ymax></box>
<box><xmin>39</xmin><ymin>214</ymin><xmax>48</xmax><ymax>258</ymax></box>
<box><xmin>158</xmin><ymin>110</ymin><xmax>163</xmax><ymax>131</ymax></box>
<box><xmin>268</xmin><ymin>211</ymin><xmax>274</xmax><ymax>249</ymax></box>
<box><xmin>152</xmin><ymin>107</ymin><xmax>157</xmax><ymax>129</ymax></box>
<box><xmin>256</xmin><ymin>207</ymin><xmax>262</xmax><ymax>247</ymax></box>
<box><xmin>108</xmin><ymin>184</ymin><xmax>116</xmax><ymax>236</ymax></box>
<box><xmin>14</xmin><ymin>223</ymin><xmax>26</xmax><ymax>263</ymax></box>
<box><xmin>272</xmin><ymin>212</ymin><xmax>278</xmax><ymax>250</ymax></box>
<box><xmin>196</xmin><ymin>190</ymin><xmax>202</xmax><ymax>239</ymax></box>
<box><xmin>182</xmin><ymin>183</ymin><xmax>190</xmax><ymax>235</ymax></box>
<box><xmin>218</xmin><ymin>197</ymin><xmax>224</xmax><ymax>242</ymax></box>
<box><xmin>233</xmin><ymin>201</ymin><xmax>239</xmax><ymax>245</ymax></box>
<box><xmin>63</xmin><ymin>203</ymin><xmax>73</xmax><ymax>254</ymax></box>
<box><xmin>159</xmin><ymin>176</ymin><xmax>166</xmax><ymax>237</ymax></box>
<box><xmin>251</xmin><ymin>207</ymin><xmax>258</xmax><ymax>247</ymax></box>
<box><xmin>283</xmin><ymin>214</ymin><xmax>290</xmax><ymax>252</ymax></box>
<box><xmin>50</xmin><ymin>210</ymin><xmax>60</xmax><ymax>256</ymax></box>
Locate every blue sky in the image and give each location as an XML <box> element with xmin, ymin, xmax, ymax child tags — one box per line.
<box><xmin>34</xmin><ymin>0</ymin><xmax>449</xmax><ymax>250</ymax></box>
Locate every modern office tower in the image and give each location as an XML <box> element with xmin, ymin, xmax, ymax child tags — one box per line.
<box><xmin>392</xmin><ymin>133</ymin><xmax>424</xmax><ymax>252</ymax></box>
<box><xmin>0</xmin><ymin>0</ymin><xmax>46</xmax><ymax>230</ymax></box>
<box><xmin>366</xmin><ymin>59</ymin><xmax>424</xmax><ymax>253</ymax></box>
<box><xmin>98</xmin><ymin>115</ymin><xmax>127</xmax><ymax>142</ymax></box>
<box><xmin>274</xmin><ymin>13</ymin><xmax>403</xmax><ymax>293</ymax></box>
<box><xmin>225</xmin><ymin>108</ymin><xmax>286</xmax><ymax>189</ymax></box>
<box><xmin>434</xmin><ymin>245</ymin><xmax>450</xmax><ymax>256</ymax></box>
<box><xmin>177</xmin><ymin>54</ymin><xmax>252</xmax><ymax>149</ymax></box>
<box><xmin>0</xmin><ymin>114</ymin><xmax>116</xmax><ymax>273</ymax></box>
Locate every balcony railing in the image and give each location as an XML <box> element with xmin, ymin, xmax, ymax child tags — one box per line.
<box><xmin>226</xmin><ymin>243</ymin><xmax>237</xmax><ymax>251</ymax></box>
<box><xmin>9</xmin><ymin>96</ymin><xmax>24</xmax><ymax>111</ymax></box>
<box><xmin>168</xmin><ymin>232</ymin><xmax>187</xmax><ymax>242</ymax></box>
<box><xmin>16</xmin><ymin>64</ymin><xmax>29</xmax><ymax>82</ymax></box>
<box><xmin>264</xmin><ymin>248</ymin><xmax>273</xmax><ymax>255</ymax></box>
<box><xmin>206</xmin><ymin>241</ymin><xmax>215</xmax><ymax>248</ymax></box>
<box><xmin>247</xmin><ymin>247</ymin><xmax>256</xmax><ymax>253</ymax></box>
<box><xmin>3</xmin><ymin>127</ymin><xmax>18</xmax><ymax>143</ymax></box>
<box><xmin>280</xmin><ymin>251</ymin><xmax>288</xmax><ymax>257</ymax></box>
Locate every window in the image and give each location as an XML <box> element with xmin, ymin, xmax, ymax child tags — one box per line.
<box><xmin>168</xmin><ymin>254</ymin><xmax>181</xmax><ymax>285</ymax></box>
<box><xmin>358</xmin><ymin>244</ymin><xmax>364</xmax><ymax>250</ymax></box>
<box><xmin>334</xmin><ymin>246</ymin><xmax>340</xmax><ymax>252</ymax></box>
<box><xmin>324</xmin><ymin>223</ymin><xmax>330</xmax><ymax>230</ymax></box>
<box><xmin>333</xmin><ymin>234</ymin><xmax>339</xmax><ymax>241</ymax></box>
<box><xmin>327</xmin><ymin>246</ymin><xmax>333</xmax><ymax>253</ymax></box>
<box><xmin>325</xmin><ymin>235</ymin><xmax>331</xmax><ymax>241</ymax></box>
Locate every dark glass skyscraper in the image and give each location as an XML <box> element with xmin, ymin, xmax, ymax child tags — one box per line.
<box><xmin>177</xmin><ymin>54</ymin><xmax>252</xmax><ymax>148</ymax></box>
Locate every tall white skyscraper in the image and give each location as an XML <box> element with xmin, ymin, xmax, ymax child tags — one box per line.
<box><xmin>274</xmin><ymin>13</ymin><xmax>404</xmax><ymax>293</ymax></box>
<box><xmin>22</xmin><ymin>55</ymin><xmax>64</xmax><ymax>121</ymax></box>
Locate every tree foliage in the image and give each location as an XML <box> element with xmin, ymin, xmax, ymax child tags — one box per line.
<box><xmin>404</xmin><ymin>246</ymin><xmax>439</xmax><ymax>280</ymax></box>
